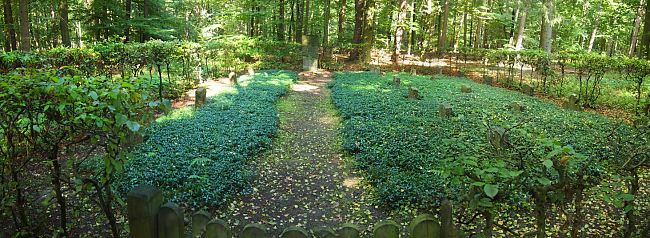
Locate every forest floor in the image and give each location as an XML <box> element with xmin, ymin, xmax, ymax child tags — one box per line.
<box><xmin>216</xmin><ymin>71</ymin><xmax>388</xmax><ymax>236</ymax></box>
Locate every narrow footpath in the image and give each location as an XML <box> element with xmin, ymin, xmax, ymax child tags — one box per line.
<box><xmin>218</xmin><ymin>71</ymin><xmax>385</xmax><ymax>236</ymax></box>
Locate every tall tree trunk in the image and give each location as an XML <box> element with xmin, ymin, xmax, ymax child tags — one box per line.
<box><xmin>60</xmin><ymin>0</ymin><xmax>70</xmax><ymax>47</ymax></box>
<box><xmin>124</xmin><ymin>0</ymin><xmax>132</xmax><ymax>42</ymax></box>
<box><xmin>295</xmin><ymin>0</ymin><xmax>303</xmax><ymax>42</ymax></box>
<box><xmin>18</xmin><ymin>0</ymin><xmax>29</xmax><ymax>51</ymax></box>
<box><xmin>587</xmin><ymin>27</ymin><xmax>598</xmax><ymax>52</ymax></box>
<box><xmin>360</xmin><ymin>0</ymin><xmax>375</xmax><ymax>63</ymax></box>
<box><xmin>3</xmin><ymin>0</ymin><xmax>17</xmax><ymax>51</ymax></box>
<box><xmin>50</xmin><ymin>0</ymin><xmax>58</xmax><ymax>48</ymax></box>
<box><xmin>142</xmin><ymin>0</ymin><xmax>149</xmax><ymax>41</ymax></box>
<box><xmin>438</xmin><ymin>0</ymin><xmax>449</xmax><ymax>53</ymax></box>
<box><xmin>392</xmin><ymin>0</ymin><xmax>408</xmax><ymax>63</ymax></box>
<box><xmin>349</xmin><ymin>0</ymin><xmax>365</xmax><ymax>61</ymax></box>
<box><xmin>338</xmin><ymin>0</ymin><xmax>346</xmax><ymax>43</ymax></box>
<box><xmin>514</xmin><ymin>1</ymin><xmax>527</xmax><ymax>50</ymax></box>
<box><xmin>629</xmin><ymin>0</ymin><xmax>644</xmax><ymax>56</ymax></box>
<box><xmin>323</xmin><ymin>0</ymin><xmax>331</xmax><ymax>57</ymax></box>
<box><xmin>540</xmin><ymin>0</ymin><xmax>554</xmax><ymax>53</ymax></box>
<box><xmin>278</xmin><ymin>0</ymin><xmax>286</xmax><ymax>40</ymax></box>
<box><xmin>407</xmin><ymin>1</ymin><xmax>416</xmax><ymax>55</ymax></box>
<box><xmin>303</xmin><ymin>0</ymin><xmax>310</xmax><ymax>35</ymax></box>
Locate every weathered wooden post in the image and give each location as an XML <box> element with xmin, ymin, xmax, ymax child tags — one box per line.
<box><xmin>439</xmin><ymin>103</ymin><xmax>454</xmax><ymax>118</ymax></box>
<box><xmin>373</xmin><ymin>220</ymin><xmax>400</xmax><ymax>238</ymax></box>
<box><xmin>204</xmin><ymin>219</ymin><xmax>231</xmax><ymax>238</ymax></box>
<box><xmin>192</xmin><ymin>211</ymin><xmax>211</xmax><ymax>237</ymax></box>
<box><xmin>241</xmin><ymin>224</ymin><xmax>269</xmax><ymax>238</ymax></box>
<box><xmin>522</xmin><ymin>84</ymin><xmax>534</xmax><ymax>96</ymax></box>
<box><xmin>510</xmin><ymin>102</ymin><xmax>525</xmax><ymax>112</ymax></box>
<box><xmin>127</xmin><ymin>185</ymin><xmax>164</xmax><ymax>238</ymax></box>
<box><xmin>280</xmin><ymin>226</ymin><xmax>309</xmax><ymax>238</ymax></box>
<box><xmin>408</xmin><ymin>87</ymin><xmax>421</xmax><ymax>100</ymax></box>
<box><xmin>228</xmin><ymin>72</ymin><xmax>237</xmax><ymax>85</ymax></box>
<box><xmin>302</xmin><ymin>35</ymin><xmax>320</xmax><ymax>72</ymax></box>
<box><xmin>313</xmin><ymin>227</ymin><xmax>337</xmax><ymax>238</ymax></box>
<box><xmin>158</xmin><ymin>203</ymin><xmax>184</xmax><ymax>238</ymax></box>
<box><xmin>195</xmin><ymin>87</ymin><xmax>207</xmax><ymax>108</ymax></box>
<box><xmin>338</xmin><ymin>224</ymin><xmax>361</xmax><ymax>238</ymax></box>
<box><xmin>408</xmin><ymin>214</ymin><xmax>441</xmax><ymax>238</ymax></box>
<box><xmin>461</xmin><ymin>85</ymin><xmax>472</xmax><ymax>93</ymax></box>
<box><xmin>440</xmin><ymin>200</ymin><xmax>453</xmax><ymax>238</ymax></box>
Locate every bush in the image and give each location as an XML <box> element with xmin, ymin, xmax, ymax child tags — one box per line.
<box><xmin>119</xmin><ymin>70</ymin><xmax>296</xmax><ymax>207</ymax></box>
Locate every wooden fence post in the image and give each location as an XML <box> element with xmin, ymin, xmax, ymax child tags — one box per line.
<box><xmin>158</xmin><ymin>202</ymin><xmax>184</xmax><ymax>238</ymax></box>
<box><xmin>373</xmin><ymin>220</ymin><xmax>400</xmax><ymax>238</ymax></box>
<box><xmin>241</xmin><ymin>223</ymin><xmax>269</xmax><ymax>238</ymax></box>
<box><xmin>409</xmin><ymin>214</ymin><xmax>441</xmax><ymax>238</ymax></box>
<box><xmin>338</xmin><ymin>223</ymin><xmax>361</xmax><ymax>238</ymax></box>
<box><xmin>127</xmin><ymin>185</ymin><xmax>164</xmax><ymax>238</ymax></box>
<box><xmin>204</xmin><ymin>219</ymin><xmax>232</xmax><ymax>238</ymax></box>
<box><xmin>280</xmin><ymin>226</ymin><xmax>309</xmax><ymax>238</ymax></box>
<box><xmin>192</xmin><ymin>211</ymin><xmax>211</xmax><ymax>237</ymax></box>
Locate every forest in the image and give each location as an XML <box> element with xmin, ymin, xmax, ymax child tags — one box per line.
<box><xmin>0</xmin><ymin>0</ymin><xmax>649</xmax><ymax>237</ymax></box>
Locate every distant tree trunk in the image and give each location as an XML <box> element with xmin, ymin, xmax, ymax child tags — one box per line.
<box><xmin>360</xmin><ymin>0</ymin><xmax>375</xmax><ymax>63</ymax></box>
<box><xmin>60</xmin><ymin>0</ymin><xmax>71</xmax><ymax>47</ymax></box>
<box><xmin>629</xmin><ymin>0</ymin><xmax>644</xmax><ymax>56</ymax></box>
<box><xmin>463</xmin><ymin>8</ymin><xmax>467</xmax><ymax>48</ymax></box>
<box><xmin>392</xmin><ymin>0</ymin><xmax>407</xmax><ymax>63</ymax></box>
<box><xmin>3</xmin><ymin>0</ymin><xmax>17</xmax><ymax>51</ymax></box>
<box><xmin>338</xmin><ymin>0</ymin><xmax>346</xmax><ymax>43</ymax></box>
<box><xmin>514</xmin><ymin>1</ymin><xmax>527</xmax><ymax>50</ymax></box>
<box><xmin>278</xmin><ymin>0</ymin><xmax>286</xmax><ymax>40</ymax></box>
<box><xmin>508</xmin><ymin>4</ymin><xmax>519</xmax><ymax>46</ymax></box>
<box><xmin>540</xmin><ymin>0</ymin><xmax>554</xmax><ymax>53</ymax></box>
<box><xmin>407</xmin><ymin>1</ymin><xmax>416</xmax><ymax>55</ymax></box>
<box><xmin>303</xmin><ymin>0</ymin><xmax>310</xmax><ymax>35</ymax></box>
<box><xmin>18</xmin><ymin>0</ymin><xmax>30</xmax><ymax>51</ymax></box>
<box><xmin>124</xmin><ymin>0</ymin><xmax>132</xmax><ymax>42</ymax></box>
<box><xmin>323</xmin><ymin>0</ymin><xmax>331</xmax><ymax>57</ymax></box>
<box><xmin>587</xmin><ymin>27</ymin><xmax>597</xmax><ymax>52</ymax></box>
<box><xmin>50</xmin><ymin>0</ymin><xmax>58</xmax><ymax>48</ymax></box>
<box><xmin>438</xmin><ymin>0</ymin><xmax>449</xmax><ymax>53</ymax></box>
<box><xmin>142</xmin><ymin>0</ymin><xmax>149</xmax><ymax>41</ymax></box>
<box><xmin>295</xmin><ymin>0</ymin><xmax>303</xmax><ymax>42</ymax></box>
<box><xmin>349</xmin><ymin>0</ymin><xmax>365</xmax><ymax>61</ymax></box>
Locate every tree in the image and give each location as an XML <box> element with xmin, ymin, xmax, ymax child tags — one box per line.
<box><xmin>514</xmin><ymin>0</ymin><xmax>528</xmax><ymax>50</ymax></box>
<box><xmin>278</xmin><ymin>0</ymin><xmax>286</xmax><ymax>40</ymax></box>
<box><xmin>349</xmin><ymin>0</ymin><xmax>365</xmax><ymax>61</ymax></box>
<box><xmin>641</xmin><ymin>0</ymin><xmax>650</xmax><ymax>58</ymax></box>
<box><xmin>60</xmin><ymin>0</ymin><xmax>71</xmax><ymax>47</ymax></box>
<box><xmin>18</xmin><ymin>0</ymin><xmax>30</xmax><ymax>51</ymax></box>
<box><xmin>540</xmin><ymin>0</ymin><xmax>555</xmax><ymax>53</ymax></box>
<box><xmin>392</xmin><ymin>0</ymin><xmax>408</xmax><ymax>63</ymax></box>
<box><xmin>338</xmin><ymin>0</ymin><xmax>346</xmax><ymax>43</ymax></box>
<box><xmin>3</xmin><ymin>0</ymin><xmax>17</xmax><ymax>51</ymax></box>
<box><xmin>629</xmin><ymin>0</ymin><xmax>644</xmax><ymax>56</ymax></box>
<box><xmin>438</xmin><ymin>0</ymin><xmax>449</xmax><ymax>53</ymax></box>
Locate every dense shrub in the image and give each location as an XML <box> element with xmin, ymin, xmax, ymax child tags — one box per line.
<box><xmin>119</xmin><ymin>70</ymin><xmax>296</xmax><ymax>207</ymax></box>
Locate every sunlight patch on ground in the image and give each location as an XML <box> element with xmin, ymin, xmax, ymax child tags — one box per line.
<box><xmin>343</xmin><ymin>177</ymin><xmax>361</xmax><ymax>189</ymax></box>
<box><xmin>292</xmin><ymin>84</ymin><xmax>319</xmax><ymax>92</ymax></box>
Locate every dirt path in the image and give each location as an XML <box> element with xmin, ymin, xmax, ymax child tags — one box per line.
<box><xmin>218</xmin><ymin>71</ymin><xmax>385</xmax><ymax>235</ymax></box>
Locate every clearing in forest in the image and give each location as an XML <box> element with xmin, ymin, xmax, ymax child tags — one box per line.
<box><xmin>217</xmin><ymin>71</ymin><xmax>385</xmax><ymax>235</ymax></box>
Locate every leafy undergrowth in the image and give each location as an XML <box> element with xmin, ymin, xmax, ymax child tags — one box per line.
<box><xmin>119</xmin><ymin>70</ymin><xmax>296</xmax><ymax>207</ymax></box>
<box><xmin>333</xmin><ymin>72</ymin><xmax>621</xmax><ymax>204</ymax></box>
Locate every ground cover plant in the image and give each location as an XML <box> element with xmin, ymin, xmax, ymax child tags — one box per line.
<box><xmin>119</xmin><ymin>70</ymin><xmax>296</xmax><ymax>207</ymax></box>
<box><xmin>331</xmin><ymin>72</ymin><xmax>649</xmax><ymax>237</ymax></box>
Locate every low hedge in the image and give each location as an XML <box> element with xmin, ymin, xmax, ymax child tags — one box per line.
<box><xmin>120</xmin><ymin>70</ymin><xmax>296</xmax><ymax>207</ymax></box>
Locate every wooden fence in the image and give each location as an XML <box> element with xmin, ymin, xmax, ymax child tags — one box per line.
<box><xmin>126</xmin><ymin>185</ymin><xmax>466</xmax><ymax>238</ymax></box>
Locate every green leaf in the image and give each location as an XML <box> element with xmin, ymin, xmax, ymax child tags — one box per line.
<box><xmin>89</xmin><ymin>91</ymin><xmax>98</xmax><ymax>100</ymax></box>
<box><xmin>126</xmin><ymin>121</ymin><xmax>141</xmax><ymax>132</ymax></box>
<box><xmin>483</xmin><ymin>184</ymin><xmax>499</xmax><ymax>198</ymax></box>
<box><xmin>542</xmin><ymin>159</ymin><xmax>553</xmax><ymax>169</ymax></box>
<box><xmin>536</xmin><ymin>177</ymin><xmax>552</xmax><ymax>186</ymax></box>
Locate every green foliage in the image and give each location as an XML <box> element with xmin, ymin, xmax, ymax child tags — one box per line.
<box><xmin>331</xmin><ymin>72</ymin><xmax>633</xmax><ymax>207</ymax></box>
<box><xmin>119</xmin><ymin>71</ymin><xmax>296</xmax><ymax>207</ymax></box>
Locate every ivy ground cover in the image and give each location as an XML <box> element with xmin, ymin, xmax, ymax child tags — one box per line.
<box><xmin>120</xmin><ymin>70</ymin><xmax>296</xmax><ymax>207</ymax></box>
<box><xmin>330</xmin><ymin>72</ymin><xmax>633</xmax><ymax>207</ymax></box>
